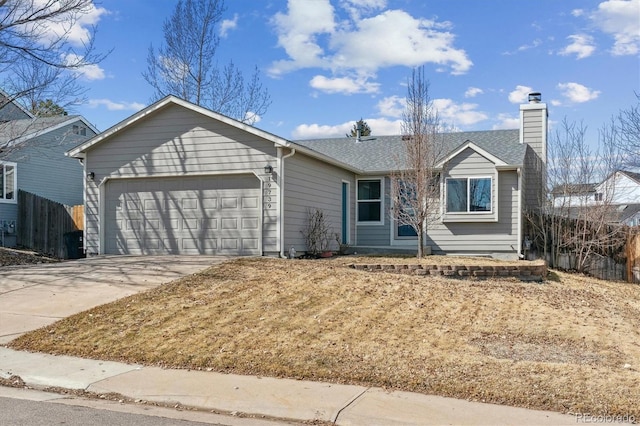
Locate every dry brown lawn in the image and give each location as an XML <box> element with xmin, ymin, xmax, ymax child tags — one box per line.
<box><xmin>9</xmin><ymin>256</ymin><xmax>640</xmax><ymax>418</ymax></box>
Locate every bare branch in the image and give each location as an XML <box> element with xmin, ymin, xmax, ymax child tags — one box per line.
<box><xmin>390</xmin><ymin>66</ymin><xmax>447</xmax><ymax>258</ymax></box>
<box><xmin>142</xmin><ymin>0</ymin><xmax>271</xmax><ymax>123</ymax></box>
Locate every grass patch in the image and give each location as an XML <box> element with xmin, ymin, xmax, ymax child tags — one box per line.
<box><xmin>9</xmin><ymin>256</ymin><xmax>640</xmax><ymax>418</ymax></box>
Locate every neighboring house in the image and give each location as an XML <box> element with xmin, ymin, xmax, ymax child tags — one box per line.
<box><xmin>617</xmin><ymin>204</ymin><xmax>640</xmax><ymax>227</ymax></box>
<box><xmin>0</xmin><ymin>93</ymin><xmax>98</xmax><ymax>247</ymax></box>
<box><xmin>595</xmin><ymin>170</ymin><xmax>640</xmax><ymax>205</ymax></box>
<box><xmin>67</xmin><ymin>94</ymin><xmax>548</xmax><ymax>259</ymax></box>
<box><xmin>551</xmin><ymin>183</ymin><xmax>597</xmax><ymax>208</ymax></box>
<box><xmin>551</xmin><ymin>171</ymin><xmax>640</xmax><ymax>226</ymax></box>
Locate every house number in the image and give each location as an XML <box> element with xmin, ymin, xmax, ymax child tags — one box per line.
<box><xmin>267</xmin><ymin>183</ymin><xmax>272</xmax><ymax>187</ymax></box>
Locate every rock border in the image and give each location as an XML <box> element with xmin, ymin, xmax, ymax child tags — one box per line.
<box><xmin>349</xmin><ymin>263</ymin><xmax>547</xmax><ymax>281</ymax></box>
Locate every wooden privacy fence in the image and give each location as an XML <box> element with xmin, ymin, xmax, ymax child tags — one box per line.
<box><xmin>628</xmin><ymin>231</ymin><xmax>640</xmax><ymax>283</ymax></box>
<box><xmin>17</xmin><ymin>190</ymin><xmax>84</xmax><ymax>259</ymax></box>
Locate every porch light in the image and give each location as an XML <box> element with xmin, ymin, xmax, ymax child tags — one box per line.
<box><xmin>87</xmin><ymin>171</ymin><xmax>95</xmax><ymax>181</ymax></box>
<box><xmin>264</xmin><ymin>164</ymin><xmax>273</xmax><ymax>174</ymax></box>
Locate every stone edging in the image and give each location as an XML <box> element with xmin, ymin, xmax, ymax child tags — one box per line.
<box><xmin>349</xmin><ymin>263</ymin><xmax>547</xmax><ymax>281</ymax></box>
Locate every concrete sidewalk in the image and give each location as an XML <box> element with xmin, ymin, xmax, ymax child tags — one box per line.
<box><xmin>0</xmin><ymin>347</ymin><xmax>577</xmax><ymax>425</ymax></box>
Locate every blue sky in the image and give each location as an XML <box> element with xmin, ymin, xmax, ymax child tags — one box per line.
<box><xmin>67</xmin><ymin>0</ymin><xmax>639</xmax><ymax>142</ymax></box>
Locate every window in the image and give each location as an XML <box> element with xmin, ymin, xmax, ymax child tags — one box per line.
<box><xmin>595</xmin><ymin>192</ymin><xmax>603</xmax><ymax>202</ymax></box>
<box><xmin>72</xmin><ymin>125</ymin><xmax>87</xmax><ymax>136</ymax></box>
<box><xmin>0</xmin><ymin>162</ymin><xmax>16</xmax><ymax>202</ymax></box>
<box><xmin>357</xmin><ymin>179</ymin><xmax>382</xmax><ymax>222</ymax></box>
<box><xmin>395</xmin><ymin>179</ymin><xmax>418</xmax><ymax>237</ymax></box>
<box><xmin>446</xmin><ymin>177</ymin><xmax>492</xmax><ymax>213</ymax></box>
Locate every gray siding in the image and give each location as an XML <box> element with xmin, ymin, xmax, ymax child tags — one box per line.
<box><xmin>521</xmin><ymin>105</ymin><xmax>547</xmax><ymax>211</ymax></box>
<box><xmin>8</xmin><ymin>123</ymin><xmax>92</xmax><ymax>205</ymax></box>
<box><xmin>0</xmin><ymin>121</ymin><xmax>94</xmax><ymax>248</ymax></box>
<box><xmin>427</xmin><ymin>170</ymin><xmax>519</xmax><ymax>254</ymax></box>
<box><xmin>84</xmin><ymin>104</ymin><xmax>278</xmax><ymax>255</ymax></box>
<box><xmin>442</xmin><ymin>148</ymin><xmax>498</xmax><ymax>223</ymax></box>
<box><xmin>283</xmin><ymin>152</ymin><xmax>355</xmax><ymax>253</ymax></box>
<box><xmin>0</xmin><ymin>97</ymin><xmax>31</xmax><ymax>121</ymax></box>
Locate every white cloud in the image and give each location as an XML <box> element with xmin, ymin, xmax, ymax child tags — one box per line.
<box><xmin>376</xmin><ymin>95</ymin><xmax>405</xmax><ymax>118</ymax></box>
<box><xmin>292</xmin><ymin>116</ymin><xmax>401</xmax><ymax>139</ymax></box>
<box><xmin>87</xmin><ymin>99</ymin><xmax>145</xmax><ymax>111</ymax></box>
<box><xmin>464</xmin><ymin>87</ymin><xmax>484</xmax><ymax>98</ymax></box>
<box><xmin>64</xmin><ymin>53</ymin><xmax>105</xmax><ymax>80</ymax></box>
<box><xmin>572</xmin><ymin>9</ymin><xmax>586</xmax><ymax>17</ymax></box>
<box><xmin>220</xmin><ymin>14</ymin><xmax>238</xmax><ymax>38</ymax></box>
<box><xmin>557</xmin><ymin>82</ymin><xmax>601</xmax><ymax>103</ymax></box>
<box><xmin>433</xmin><ymin>99</ymin><xmax>488</xmax><ymax>127</ymax></box>
<box><xmin>270</xmin><ymin>0</ymin><xmax>336</xmax><ymax>75</ymax></box>
<box><xmin>590</xmin><ymin>0</ymin><xmax>640</xmax><ymax>55</ymax></box>
<box><xmin>508</xmin><ymin>85</ymin><xmax>534</xmax><ymax>104</ymax></box>
<box><xmin>28</xmin><ymin>0</ymin><xmax>108</xmax><ymax>47</ymax></box>
<box><xmin>329</xmin><ymin>10</ymin><xmax>471</xmax><ymax>75</ymax></box>
<box><xmin>559</xmin><ymin>34</ymin><xmax>596</xmax><ymax>59</ymax></box>
<box><xmin>269</xmin><ymin>1</ymin><xmax>472</xmax><ymax>93</ymax></box>
<box><xmin>310</xmin><ymin>75</ymin><xmax>380</xmax><ymax>94</ymax></box>
<box><xmin>492</xmin><ymin>114</ymin><xmax>520</xmax><ymax>130</ymax></box>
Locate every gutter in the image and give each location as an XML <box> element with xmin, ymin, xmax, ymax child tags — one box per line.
<box><xmin>279</xmin><ymin>147</ymin><xmax>296</xmax><ymax>258</ymax></box>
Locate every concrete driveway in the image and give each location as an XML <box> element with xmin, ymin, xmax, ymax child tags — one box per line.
<box><xmin>0</xmin><ymin>255</ymin><xmax>230</xmax><ymax>344</ymax></box>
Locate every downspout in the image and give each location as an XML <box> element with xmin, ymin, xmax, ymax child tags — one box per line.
<box><xmin>517</xmin><ymin>168</ymin><xmax>523</xmax><ymax>259</ymax></box>
<box><xmin>279</xmin><ymin>147</ymin><xmax>296</xmax><ymax>258</ymax></box>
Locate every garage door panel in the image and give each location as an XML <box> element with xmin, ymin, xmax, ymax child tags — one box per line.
<box><xmin>221</xmin><ymin>197</ymin><xmax>238</xmax><ymax>209</ymax></box>
<box><xmin>241</xmin><ymin>217</ymin><xmax>259</xmax><ymax>229</ymax></box>
<box><xmin>201</xmin><ymin>198</ymin><xmax>218</xmax><ymax>209</ymax></box>
<box><xmin>182</xmin><ymin>219</ymin><xmax>200</xmax><ymax>230</ymax></box>
<box><xmin>105</xmin><ymin>175</ymin><xmax>260</xmax><ymax>255</ymax></box>
<box><xmin>221</xmin><ymin>218</ymin><xmax>238</xmax><ymax>229</ymax></box>
<box><xmin>242</xmin><ymin>197</ymin><xmax>259</xmax><ymax>209</ymax></box>
<box><xmin>242</xmin><ymin>238</ymin><xmax>259</xmax><ymax>250</ymax></box>
<box><xmin>202</xmin><ymin>219</ymin><xmax>218</xmax><ymax>230</ymax></box>
<box><xmin>182</xmin><ymin>198</ymin><xmax>198</xmax><ymax>209</ymax></box>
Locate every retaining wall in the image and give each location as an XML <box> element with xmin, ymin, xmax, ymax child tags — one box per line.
<box><xmin>349</xmin><ymin>263</ymin><xmax>547</xmax><ymax>281</ymax></box>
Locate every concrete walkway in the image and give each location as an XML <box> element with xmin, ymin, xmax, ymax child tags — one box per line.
<box><xmin>0</xmin><ymin>255</ymin><xmax>229</xmax><ymax>344</ymax></box>
<box><xmin>0</xmin><ymin>347</ymin><xmax>578</xmax><ymax>425</ymax></box>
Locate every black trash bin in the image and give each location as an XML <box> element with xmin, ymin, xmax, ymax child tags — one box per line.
<box><xmin>64</xmin><ymin>230</ymin><xmax>85</xmax><ymax>259</ymax></box>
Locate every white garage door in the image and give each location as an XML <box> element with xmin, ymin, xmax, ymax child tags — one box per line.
<box><xmin>104</xmin><ymin>175</ymin><xmax>261</xmax><ymax>255</ymax></box>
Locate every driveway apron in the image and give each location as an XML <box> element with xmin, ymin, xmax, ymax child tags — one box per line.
<box><xmin>0</xmin><ymin>256</ymin><xmax>228</xmax><ymax>344</ymax></box>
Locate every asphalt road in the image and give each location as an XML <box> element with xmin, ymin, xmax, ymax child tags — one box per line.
<box><xmin>0</xmin><ymin>387</ymin><xmax>289</xmax><ymax>426</ymax></box>
<box><xmin>0</xmin><ymin>396</ymin><xmax>214</xmax><ymax>426</ymax></box>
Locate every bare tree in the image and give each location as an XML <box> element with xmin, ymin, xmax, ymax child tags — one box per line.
<box><xmin>532</xmin><ymin>117</ymin><xmax>627</xmax><ymax>273</ymax></box>
<box><xmin>143</xmin><ymin>0</ymin><xmax>271</xmax><ymax>124</ymax></box>
<box><xmin>0</xmin><ymin>0</ymin><xmax>105</xmax><ymax>112</ymax></box>
<box><xmin>390</xmin><ymin>67</ymin><xmax>445</xmax><ymax>258</ymax></box>
<box><xmin>617</xmin><ymin>93</ymin><xmax>640</xmax><ymax>168</ymax></box>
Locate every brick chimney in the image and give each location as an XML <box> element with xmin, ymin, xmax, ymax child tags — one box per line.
<box><xmin>520</xmin><ymin>92</ymin><xmax>548</xmax><ymax>211</ymax></box>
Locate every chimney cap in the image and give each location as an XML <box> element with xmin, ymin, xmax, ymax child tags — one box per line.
<box><xmin>528</xmin><ymin>92</ymin><xmax>542</xmax><ymax>103</ymax></box>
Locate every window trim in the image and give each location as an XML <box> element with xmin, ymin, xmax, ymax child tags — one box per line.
<box><xmin>0</xmin><ymin>161</ymin><xmax>17</xmax><ymax>204</ymax></box>
<box><xmin>356</xmin><ymin>177</ymin><xmax>384</xmax><ymax>225</ymax></box>
<box><xmin>445</xmin><ymin>176</ymin><xmax>493</xmax><ymax>214</ymax></box>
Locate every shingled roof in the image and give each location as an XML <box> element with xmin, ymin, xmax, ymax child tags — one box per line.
<box><xmin>294</xmin><ymin>129</ymin><xmax>524</xmax><ymax>173</ymax></box>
